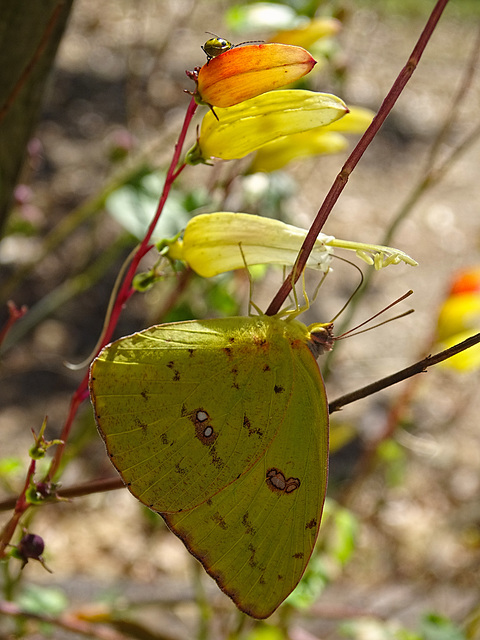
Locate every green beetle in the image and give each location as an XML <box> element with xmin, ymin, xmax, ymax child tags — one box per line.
<box><xmin>202</xmin><ymin>32</ymin><xmax>263</xmax><ymax>63</ymax></box>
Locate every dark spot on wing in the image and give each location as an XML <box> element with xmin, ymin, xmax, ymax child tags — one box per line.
<box><xmin>174</xmin><ymin>462</ymin><xmax>187</xmax><ymax>475</ymax></box>
<box><xmin>243</xmin><ymin>415</ymin><xmax>263</xmax><ymax>438</ymax></box>
<box><xmin>242</xmin><ymin>512</ymin><xmax>256</xmax><ymax>536</ymax></box>
<box><xmin>248</xmin><ymin>543</ymin><xmax>257</xmax><ymax>568</ymax></box>
<box><xmin>212</xmin><ymin>512</ymin><xmax>228</xmax><ymax>530</ymax></box>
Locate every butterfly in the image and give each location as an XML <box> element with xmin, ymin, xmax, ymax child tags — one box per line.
<box><xmin>89</xmin><ymin>313</ymin><xmax>332</xmax><ymax>618</ymax></box>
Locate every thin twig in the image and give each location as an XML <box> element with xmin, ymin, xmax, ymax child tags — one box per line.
<box><xmin>328</xmin><ymin>331</ymin><xmax>480</xmax><ymax>413</ymax></box>
<box><xmin>0</xmin><ymin>301</ymin><xmax>27</xmax><ymax>347</ymax></box>
<box><xmin>0</xmin><ymin>97</ymin><xmax>199</xmax><ymax>551</ymax></box>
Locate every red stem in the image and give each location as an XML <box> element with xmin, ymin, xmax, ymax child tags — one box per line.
<box><xmin>266</xmin><ymin>0</ymin><xmax>451</xmax><ymax>316</ymax></box>
<box><xmin>0</xmin><ymin>459</ymin><xmax>35</xmax><ymax>557</ymax></box>
<box><xmin>44</xmin><ymin>96</ymin><xmax>198</xmax><ymax>483</ymax></box>
<box><xmin>0</xmin><ymin>301</ymin><xmax>27</xmax><ymax>347</ymax></box>
<box><xmin>0</xmin><ymin>93</ymin><xmax>197</xmax><ymax>550</ymax></box>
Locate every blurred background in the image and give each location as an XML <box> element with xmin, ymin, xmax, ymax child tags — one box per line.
<box><xmin>1</xmin><ymin>1</ymin><xmax>480</xmax><ymax>638</ymax></box>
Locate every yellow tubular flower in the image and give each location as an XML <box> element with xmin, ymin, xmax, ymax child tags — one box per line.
<box><xmin>196</xmin><ymin>43</ymin><xmax>316</xmax><ymax>108</ymax></box>
<box><xmin>166</xmin><ymin>213</ymin><xmax>334</xmax><ymax>277</ymax></box>
<box><xmin>164</xmin><ymin>213</ymin><xmax>417</xmax><ymax>278</ymax></box>
<box><xmin>436</xmin><ymin>294</ymin><xmax>480</xmax><ymax>342</ymax></box>
<box><xmin>321</xmin><ymin>106</ymin><xmax>375</xmax><ymax>134</ymax></box>
<box><xmin>186</xmin><ymin>90</ymin><xmax>348</xmax><ymax>164</ymax></box>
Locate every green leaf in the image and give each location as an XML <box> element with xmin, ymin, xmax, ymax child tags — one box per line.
<box><xmin>419</xmin><ymin>613</ymin><xmax>467</xmax><ymax>640</ymax></box>
<box><xmin>18</xmin><ymin>585</ymin><xmax>68</xmax><ymax>616</ymax></box>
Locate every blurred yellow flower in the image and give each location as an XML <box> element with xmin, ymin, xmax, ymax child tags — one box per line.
<box><xmin>268</xmin><ymin>18</ymin><xmax>341</xmax><ymax>49</ymax></box>
<box><xmin>434</xmin><ymin>268</ymin><xmax>480</xmax><ymax>372</ymax></box>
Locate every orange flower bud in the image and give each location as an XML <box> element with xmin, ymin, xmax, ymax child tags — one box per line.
<box><xmin>196</xmin><ymin>43</ymin><xmax>316</xmax><ymax>109</ymax></box>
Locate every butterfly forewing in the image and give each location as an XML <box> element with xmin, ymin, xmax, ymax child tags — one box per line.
<box><xmin>90</xmin><ymin>317</ymin><xmax>294</xmax><ymax>513</ymax></box>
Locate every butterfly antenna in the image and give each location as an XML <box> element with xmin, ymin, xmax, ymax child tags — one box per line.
<box><xmin>336</xmin><ymin>290</ymin><xmax>414</xmax><ymax>340</ymax></box>
<box><xmin>234</xmin><ymin>39</ymin><xmax>265</xmax><ymax>47</ymax></box>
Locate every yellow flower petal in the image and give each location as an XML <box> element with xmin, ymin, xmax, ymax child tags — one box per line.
<box><xmin>167</xmin><ymin>213</ymin><xmax>334</xmax><ymax>277</ymax></box>
<box><xmin>186</xmin><ymin>90</ymin><xmax>348</xmax><ymax>163</ymax></box>
<box><xmin>196</xmin><ymin>43</ymin><xmax>316</xmax><ymax>109</ymax></box>
<box><xmin>321</xmin><ymin>106</ymin><xmax>375</xmax><ymax>134</ymax></box>
<box><xmin>250</xmin><ymin>131</ymin><xmax>348</xmax><ymax>173</ymax></box>
<box><xmin>249</xmin><ymin>106</ymin><xmax>374</xmax><ymax>172</ymax></box>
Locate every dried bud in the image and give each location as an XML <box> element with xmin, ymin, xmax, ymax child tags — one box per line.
<box><xmin>15</xmin><ymin>533</ymin><xmax>52</xmax><ymax>572</ymax></box>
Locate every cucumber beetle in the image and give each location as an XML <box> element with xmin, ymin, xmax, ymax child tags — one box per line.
<box><xmin>202</xmin><ymin>32</ymin><xmax>263</xmax><ymax>63</ymax></box>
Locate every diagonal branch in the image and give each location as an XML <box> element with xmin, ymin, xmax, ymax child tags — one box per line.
<box><xmin>328</xmin><ymin>331</ymin><xmax>480</xmax><ymax>413</ymax></box>
<box><xmin>266</xmin><ymin>0</ymin><xmax>451</xmax><ymax>316</ymax></box>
